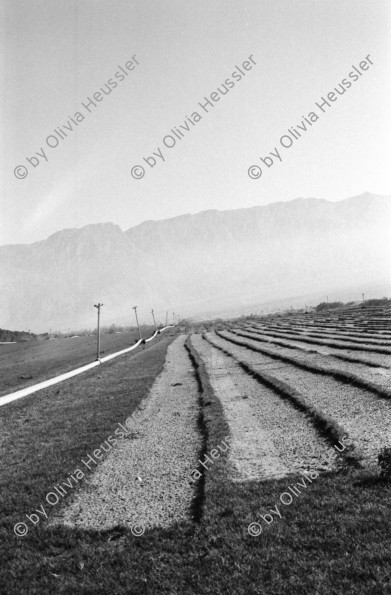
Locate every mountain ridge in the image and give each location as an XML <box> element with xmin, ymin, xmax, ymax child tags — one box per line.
<box><xmin>1</xmin><ymin>193</ymin><xmax>389</xmax><ymax>332</ymax></box>
<box><xmin>1</xmin><ymin>192</ymin><xmax>386</xmax><ymax>249</ymax></box>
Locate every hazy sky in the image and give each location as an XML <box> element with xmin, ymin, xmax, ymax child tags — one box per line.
<box><xmin>1</xmin><ymin>0</ymin><xmax>390</xmax><ymax>245</ymax></box>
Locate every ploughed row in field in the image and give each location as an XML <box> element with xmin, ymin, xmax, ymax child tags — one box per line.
<box><xmin>51</xmin><ymin>314</ymin><xmax>391</xmax><ymax>533</ymax></box>
<box><xmin>249</xmin><ymin>322</ymin><xmax>391</xmax><ymax>343</ymax></box>
<box><xmin>206</xmin><ymin>329</ymin><xmax>391</xmax><ymax>469</ymax></box>
<box><xmin>242</xmin><ymin>324</ymin><xmax>391</xmax><ymax>352</ymax></box>
<box><xmin>256</xmin><ymin>304</ymin><xmax>391</xmax><ymax>335</ymax></box>
<box><xmin>2</xmin><ymin>307</ymin><xmax>391</xmax><ymax>593</ymax></box>
<box><xmin>234</xmin><ymin>326</ymin><xmax>391</xmax><ymax>368</ymax></box>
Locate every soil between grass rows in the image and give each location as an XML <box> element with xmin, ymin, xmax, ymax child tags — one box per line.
<box><xmin>190</xmin><ymin>334</ymin><xmax>340</xmax><ymax>479</ymax></box>
<box><xmin>225</xmin><ymin>329</ymin><xmax>391</xmax><ymax>395</ymax></box>
<box><xmin>238</xmin><ymin>326</ymin><xmax>391</xmax><ymax>369</ymax></box>
<box><xmin>246</xmin><ymin>325</ymin><xmax>391</xmax><ymax>354</ymax></box>
<box><xmin>258</xmin><ymin>322</ymin><xmax>391</xmax><ymax>340</ymax></box>
<box><xmin>254</xmin><ymin>323</ymin><xmax>391</xmax><ymax>345</ymax></box>
<box><xmin>238</xmin><ymin>327</ymin><xmax>391</xmax><ymax>369</ymax></box>
<box><xmin>51</xmin><ymin>335</ymin><xmax>201</xmax><ymax>531</ymax></box>
<box><xmin>210</xmin><ymin>331</ymin><xmax>391</xmax><ymax>468</ymax></box>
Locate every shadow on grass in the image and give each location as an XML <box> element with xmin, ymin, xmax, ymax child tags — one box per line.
<box><xmin>353</xmin><ymin>473</ymin><xmax>391</xmax><ymax>488</ymax></box>
<box><xmin>2</xmin><ymin>468</ymin><xmax>391</xmax><ymax>594</ymax></box>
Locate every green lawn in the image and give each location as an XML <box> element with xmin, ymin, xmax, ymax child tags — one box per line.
<box><xmin>0</xmin><ymin>326</ymin><xmax>156</xmax><ymax>396</ymax></box>
<box><xmin>0</xmin><ymin>331</ymin><xmax>390</xmax><ymax>594</ymax></box>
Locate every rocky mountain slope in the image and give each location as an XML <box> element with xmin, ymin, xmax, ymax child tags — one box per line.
<box><xmin>0</xmin><ymin>193</ymin><xmax>390</xmax><ymax>331</ymax></box>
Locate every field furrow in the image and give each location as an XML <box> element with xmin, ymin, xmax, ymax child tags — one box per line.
<box><xmin>284</xmin><ymin>326</ymin><xmax>391</xmax><ymax>340</ymax></box>
<box><xmin>208</xmin><ymin>331</ymin><xmax>391</xmax><ymax>468</ymax></box>
<box><xmin>242</xmin><ymin>326</ymin><xmax>391</xmax><ymax>354</ymax></box>
<box><xmin>253</xmin><ymin>324</ymin><xmax>391</xmax><ymax>345</ymax></box>
<box><xmin>237</xmin><ymin>327</ymin><xmax>391</xmax><ymax>369</ymax></box>
<box><xmin>228</xmin><ymin>329</ymin><xmax>391</xmax><ymax>391</ymax></box>
<box><xmin>191</xmin><ymin>335</ymin><xmax>342</xmax><ymax>480</ymax></box>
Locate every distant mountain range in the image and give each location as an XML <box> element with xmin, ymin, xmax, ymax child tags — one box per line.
<box><xmin>1</xmin><ymin>193</ymin><xmax>390</xmax><ymax>332</ymax></box>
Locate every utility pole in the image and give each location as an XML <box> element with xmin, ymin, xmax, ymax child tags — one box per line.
<box><xmin>173</xmin><ymin>312</ymin><xmax>175</xmax><ymax>325</ymax></box>
<box><xmin>133</xmin><ymin>306</ymin><xmax>142</xmax><ymax>340</ymax></box>
<box><xmin>151</xmin><ymin>308</ymin><xmax>157</xmax><ymax>331</ymax></box>
<box><xmin>362</xmin><ymin>293</ymin><xmax>365</xmax><ymax>302</ymax></box>
<box><xmin>165</xmin><ymin>311</ymin><xmax>168</xmax><ymax>326</ymax></box>
<box><xmin>94</xmin><ymin>303</ymin><xmax>103</xmax><ymax>360</ymax></box>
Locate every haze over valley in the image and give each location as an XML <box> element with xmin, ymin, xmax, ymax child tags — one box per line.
<box><xmin>1</xmin><ymin>193</ymin><xmax>390</xmax><ymax>332</ymax></box>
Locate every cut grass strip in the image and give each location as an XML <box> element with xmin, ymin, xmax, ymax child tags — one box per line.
<box><xmin>266</xmin><ymin>323</ymin><xmax>391</xmax><ymax>341</ymax></box>
<box><xmin>260</xmin><ymin>325</ymin><xmax>391</xmax><ymax>347</ymax></box>
<box><xmin>0</xmin><ymin>333</ymin><xmax>177</xmax><ymax>537</ymax></box>
<box><xmin>203</xmin><ymin>334</ymin><xmax>360</xmax><ymax>468</ymax></box>
<box><xmin>217</xmin><ymin>330</ymin><xmax>391</xmax><ymax>401</ymax></box>
<box><xmin>184</xmin><ymin>337</ymin><xmax>208</xmax><ymax>523</ymax></box>
<box><xmin>246</xmin><ymin>326</ymin><xmax>391</xmax><ymax>354</ymax></box>
<box><xmin>237</xmin><ymin>328</ymin><xmax>390</xmax><ymax>369</ymax></box>
<box><xmin>186</xmin><ymin>335</ymin><xmax>235</xmax><ymax>523</ymax></box>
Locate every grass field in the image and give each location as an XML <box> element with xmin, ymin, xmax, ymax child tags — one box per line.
<box><xmin>1</xmin><ymin>305</ymin><xmax>391</xmax><ymax>594</ymax></box>
<box><xmin>0</xmin><ymin>326</ymin><xmax>156</xmax><ymax>397</ymax></box>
